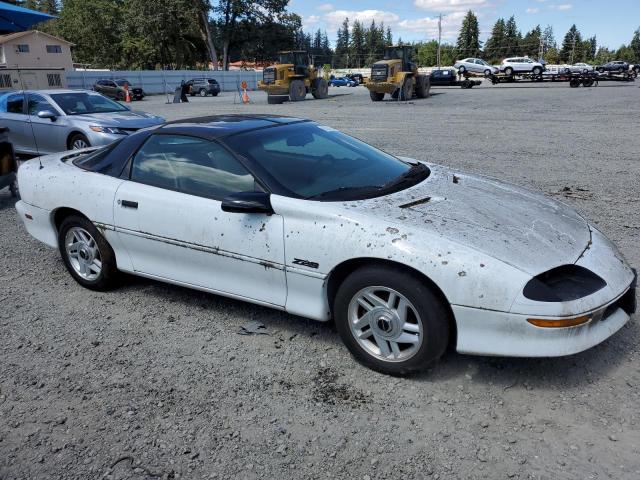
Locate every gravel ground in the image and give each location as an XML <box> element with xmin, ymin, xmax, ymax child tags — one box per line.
<box><xmin>1</xmin><ymin>80</ymin><xmax>639</xmax><ymax>480</ymax></box>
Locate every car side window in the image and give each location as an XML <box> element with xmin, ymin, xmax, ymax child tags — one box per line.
<box><xmin>27</xmin><ymin>94</ymin><xmax>55</xmax><ymax>116</ymax></box>
<box><xmin>131</xmin><ymin>135</ymin><xmax>257</xmax><ymax>199</ymax></box>
<box><xmin>6</xmin><ymin>93</ymin><xmax>24</xmax><ymax>114</ymax></box>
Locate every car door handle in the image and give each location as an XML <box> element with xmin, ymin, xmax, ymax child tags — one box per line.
<box><xmin>121</xmin><ymin>200</ymin><xmax>138</xmax><ymax>209</ymax></box>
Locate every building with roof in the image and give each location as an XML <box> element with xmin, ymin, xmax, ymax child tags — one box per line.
<box><xmin>0</xmin><ymin>30</ymin><xmax>72</xmax><ymax>90</ymax></box>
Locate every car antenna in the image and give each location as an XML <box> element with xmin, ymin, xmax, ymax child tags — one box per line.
<box><xmin>16</xmin><ymin>67</ymin><xmax>43</xmax><ymax>168</ymax></box>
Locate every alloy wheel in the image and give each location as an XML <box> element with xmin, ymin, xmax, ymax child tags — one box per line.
<box><xmin>65</xmin><ymin>227</ymin><xmax>102</xmax><ymax>281</ymax></box>
<box><xmin>72</xmin><ymin>138</ymin><xmax>88</xmax><ymax>149</ymax></box>
<box><xmin>348</xmin><ymin>286</ymin><xmax>423</xmax><ymax>362</ymax></box>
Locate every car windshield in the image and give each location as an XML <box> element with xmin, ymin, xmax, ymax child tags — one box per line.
<box><xmin>478</xmin><ymin>59</ymin><xmax>489</xmax><ymax>65</ymax></box>
<box><xmin>224</xmin><ymin>122</ymin><xmax>429</xmax><ymax>200</ymax></box>
<box><xmin>207</xmin><ymin>79</ymin><xmax>217</xmax><ymax>84</ymax></box>
<box><xmin>50</xmin><ymin>92</ymin><xmax>128</xmax><ymax>115</ymax></box>
<box><xmin>115</xmin><ymin>79</ymin><xmax>131</xmax><ymax>86</ymax></box>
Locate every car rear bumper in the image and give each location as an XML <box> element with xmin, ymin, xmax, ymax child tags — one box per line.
<box><xmin>453</xmin><ymin>284</ymin><xmax>635</xmax><ymax>357</ymax></box>
<box><xmin>15</xmin><ymin>200</ymin><xmax>57</xmax><ymax>248</ymax></box>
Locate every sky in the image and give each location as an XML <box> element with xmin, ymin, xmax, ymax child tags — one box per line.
<box><xmin>291</xmin><ymin>0</ymin><xmax>639</xmax><ymax>50</ymax></box>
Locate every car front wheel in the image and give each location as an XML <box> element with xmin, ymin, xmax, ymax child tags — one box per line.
<box><xmin>58</xmin><ymin>215</ymin><xmax>119</xmax><ymax>291</ymax></box>
<box><xmin>199</xmin><ymin>88</ymin><xmax>208</xmax><ymax>97</ymax></box>
<box><xmin>68</xmin><ymin>133</ymin><xmax>90</xmax><ymax>150</ymax></box>
<box><xmin>334</xmin><ymin>265</ymin><xmax>450</xmax><ymax>375</ymax></box>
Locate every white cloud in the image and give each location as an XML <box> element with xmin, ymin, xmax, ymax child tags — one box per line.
<box><xmin>397</xmin><ymin>11</ymin><xmax>467</xmax><ymax>39</ymax></box>
<box><xmin>303</xmin><ymin>15</ymin><xmax>320</xmax><ymax>27</ymax></box>
<box><xmin>323</xmin><ymin>9</ymin><xmax>401</xmax><ymax>31</ymax></box>
<box><xmin>550</xmin><ymin>3</ymin><xmax>572</xmax><ymax>10</ymax></box>
<box><xmin>526</xmin><ymin>7</ymin><xmax>539</xmax><ymax>13</ymax></box>
<box><xmin>317</xmin><ymin>3</ymin><xmax>334</xmax><ymax>12</ymax></box>
<box><xmin>413</xmin><ymin>0</ymin><xmax>489</xmax><ymax>12</ymax></box>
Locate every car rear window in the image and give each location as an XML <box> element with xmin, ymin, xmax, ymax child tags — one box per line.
<box><xmin>73</xmin><ymin>139</ymin><xmax>123</xmax><ymax>172</ymax></box>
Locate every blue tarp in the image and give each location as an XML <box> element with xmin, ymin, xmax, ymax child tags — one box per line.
<box><xmin>0</xmin><ymin>1</ymin><xmax>54</xmax><ymax>32</ymax></box>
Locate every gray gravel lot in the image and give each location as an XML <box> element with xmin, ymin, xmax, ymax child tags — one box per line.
<box><xmin>1</xmin><ymin>81</ymin><xmax>639</xmax><ymax>480</ymax></box>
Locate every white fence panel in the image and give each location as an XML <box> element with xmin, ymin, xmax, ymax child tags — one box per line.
<box><xmin>66</xmin><ymin>70</ymin><xmax>261</xmax><ymax>94</ymax></box>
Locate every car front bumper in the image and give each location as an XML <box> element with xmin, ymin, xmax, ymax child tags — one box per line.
<box><xmin>454</xmin><ymin>284</ymin><xmax>634</xmax><ymax>357</ymax></box>
<box><xmin>85</xmin><ymin>130</ymin><xmax>128</xmax><ymax>148</ymax></box>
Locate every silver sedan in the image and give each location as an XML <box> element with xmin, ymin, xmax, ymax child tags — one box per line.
<box><xmin>454</xmin><ymin>58</ymin><xmax>499</xmax><ymax>76</ymax></box>
<box><xmin>0</xmin><ymin>89</ymin><xmax>164</xmax><ymax>156</ymax></box>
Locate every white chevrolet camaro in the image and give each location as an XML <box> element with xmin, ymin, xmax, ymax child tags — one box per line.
<box><xmin>16</xmin><ymin>115</ymin><xmax>637</xmax><ymax>374</ymax></box>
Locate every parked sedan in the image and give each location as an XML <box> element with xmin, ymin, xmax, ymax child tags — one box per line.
<box><xmin>15</xmin><ymin>115</ymin><xmax>636</xmax><ymax>375</ymax></box>
<box><xmin>454</xmin><ymin>57</ymin><xmax>498</xmax><ymax>76</ymax></box>
<box><xmin>328</xmin><ymin>77</ymin><xmax>357</xmax><ymax>87</ymax></box>
<box><xmin>596</xmin><ymin>61</ymin><xmax>629</xmax><ymax>73</ymax></box>
<box><xmin>93</xmin><ymin>79</ymin><xmax>145</xmax><ymax>101</ymax></box>
<box><xmin>499</xmin><ymin>57</ymin><xmax>545</xmax><ymax>76</ymax></box>
<box><xmin>0</xmin><ymin>90</ymin><xmax>164</xmax><ymax>156</ymax></box>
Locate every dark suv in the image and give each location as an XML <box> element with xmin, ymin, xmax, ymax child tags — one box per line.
<box><xmin>185</xmin><ymin>78</ymin><xmax>221</xmax><ymax>97</ymax></box>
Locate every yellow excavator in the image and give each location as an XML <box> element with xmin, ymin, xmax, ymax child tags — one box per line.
<box><xmin>365</xmin><ymin>45</ymin><xmax>430</xmax><ymax>101</ymax></box>
<box><xmin>258</xmin><ymin>51</ymin><xmax>329</xmax><ymax>104</ymax></box>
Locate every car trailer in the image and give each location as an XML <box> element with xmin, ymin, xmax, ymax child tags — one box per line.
<box><xmin>0</xmin><ymin>127</ymin><xmax>19</xmax><ymax>198</ymax></box>
<box><xmin>481</xmin><ymin>70</ymin><xmax>635</xmax><ymax>87</ymax></box>
<box><xmin>431</xmin><ymin>70</ymin><xmax>482</xmax><ymax>88</ymax></box>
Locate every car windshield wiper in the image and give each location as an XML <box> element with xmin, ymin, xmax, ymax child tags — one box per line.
<box><xmin>306</xmin><ymin>185</ymin><xmax>383</xmax><ymax>200</ymax></box>
<box><xmin>379</xmin><ymin>162</ymin><xmax>429</xmax><ymax>192</ymax></box>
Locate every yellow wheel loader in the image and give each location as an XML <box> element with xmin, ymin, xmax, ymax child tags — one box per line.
<box><xmin>365</xmin><ymin>45</ymin><xmax>430</xmax><ymax>102</ymax></box>
<box><xmin>258</xmin><ymin>51</ymin><xmax>329</xmax><ymax>104</ymax></box>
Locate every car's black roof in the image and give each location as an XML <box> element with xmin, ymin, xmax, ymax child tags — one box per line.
<box><xmin>158</xmin><ymin>114</ymin><xmax>308</xmax><ymax>140</ymax></box>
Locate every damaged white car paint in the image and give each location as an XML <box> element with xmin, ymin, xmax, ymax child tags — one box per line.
<box><xmin>15</xmin><ymin>115</ymin><xmax>636</xmax><ymax>374</ymax></box>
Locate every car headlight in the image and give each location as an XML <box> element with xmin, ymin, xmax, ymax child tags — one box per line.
<box><xmin>523</xmin><ymin>265</ymin><xmax>606</xmax><ymax>302</ymax></box>
<box><xmin>89</xmin><ymin>125</ymin><xmax>128</xmax><ymax>135</ymax></box>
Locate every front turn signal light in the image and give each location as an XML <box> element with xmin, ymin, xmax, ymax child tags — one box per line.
<box><xmin>526</xmin><ymin>315</ymin><xmax>592</xmax><ymax>328</ymax></box>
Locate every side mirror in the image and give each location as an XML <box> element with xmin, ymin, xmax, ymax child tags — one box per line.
<box><xmin>221</xmin><ymin>192</ymin><xmax>273</xmax><ymax>214</ymax></box>
<box><xmin>37</xmin><ymin>110</ymin><xmax>57</xmax><ymax>121</ymax></box>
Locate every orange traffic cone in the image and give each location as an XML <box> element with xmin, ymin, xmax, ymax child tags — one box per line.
<box><xmin>124</xmin><ymin>83</ymin><xmax>131</xmax><ymax>103</ymax></box>
<box><xmin>241</xmin><ymin>80</ymin><xmax>250</xmax><ymax>104</ymax></box>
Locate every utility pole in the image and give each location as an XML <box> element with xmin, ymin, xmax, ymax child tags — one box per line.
<box><xmin>437</xmin><ymin>13</ymin><xmax>442</xmax><ymax>68</ymax></box>
<box><xmin>538</xmin><ymin>37</ymin><xmax>544</xmax><ymax>62</ymax></box>
<box><xmin>570</xmin><ymin>35</ymin><xmax>576</xmax><ymax>64</ymax></box>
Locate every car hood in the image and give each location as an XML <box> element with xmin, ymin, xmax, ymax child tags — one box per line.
<box><xmin>68</xmin><ymin>111</ymin><xmax>164</xmax><ymax>127</ymax></box>
<box><xmin>350</xmin><ymin>161</ymin><xmax>591</xmax><ymax>276</ymax></box>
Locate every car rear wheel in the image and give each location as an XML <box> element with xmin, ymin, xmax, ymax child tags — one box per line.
<box><xmin>597</xmin><ymin>67</ymin><xmax>605</xmax><ymax>73</ymax></box>
<box><xmin>532</xmin><ymin>66</ymin><xmax>543</xmax><ymax>75</ymax></box>
<box><xmin>334</xmin><ymin>265</ymin><xmax>450</xmax><ymax>375</ymax></box>
<box><xmin>68</xmin><ymin>133</ymin><xmax>90</xmax><ymax>150</ymax></box>
<box><xmin>458</xmin><ymin>66</ymin><xmax>466</xmax><ymax>75</ymax></box>
<box><xmin>484</xmin><ymin>69</ymin><xmax>492</xmax><ymax>77</ymax></box>
<box><xmin>505</xmin><ymin>67</ymin><xmax>514</xmax><ymax>76</ymax></box>
<box><xmin>58</xmin><ymin>215</ymin><xmax>119</xmax><ymax>291</ymax></box>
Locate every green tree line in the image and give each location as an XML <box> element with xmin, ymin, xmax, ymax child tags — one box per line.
<box><xmin>417</xmin><ymin>10</ymin><xmax>640</xmax><ymax>67</ymax></box>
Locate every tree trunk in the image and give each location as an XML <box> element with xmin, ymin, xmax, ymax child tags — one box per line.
<box><xmin>223</xmin><ymin>41</ymin><xmax>229</xmax><ymax>71</ymax></box>
<box><xmin>198</xmin><ymin>6</ymin><xmax>219</xmax><ymax>70</ymax></box>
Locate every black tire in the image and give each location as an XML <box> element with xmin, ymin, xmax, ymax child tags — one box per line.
<box><xmin>597</xmin><ymin>67</ymin><xmax>605</xmax><ymax>73</ymax></box>
<box><xmin>505</xmin><ymin>67</ymin><xmax>514</xmax><ymax>76</ymax></box>
<box><xmin>312</xmin><ymin>78</ymin><xmax>329</xmax><ymax>99</ymax></box>
<box><xmin>9</xmin><ymin>179</ymin><xmax>19</xmax><ymax>198</ymax></box>
<box><xmin>399</xmin><ymin>78</ymin><xmax>413</xmax><ymax>101</ymax></box>
<box><xmin>58</xmin><ymin>215</ymin><xmax>119</xmax><ymax>291</ymax></box>
<box><xmin>199</xmin><ymin>88</ymin><xmax>207</xmax><ymax>97</ymax></box>
<box><xmin>267</xmin><ymin>94</ymin><xmax>288</xmax><ymax>104</ymax></box>
<box><xmin>369</xmin><ymin>91</ymin><xmax>384</xmax><ymax>101</ymax></box>
<box><xmin>484</xmin><ymin>69</ymin><xmax>492</xmax><ymax>77</ymax></box>
<box><xmin>569</xmin><ymin>78</ymin><xmax>581</xmax><ymax>88</ymax></box>
<box><xmin>68</xmin><ymin>133</ymin><xmax>90</xmax><ymax>150</ymax></box>
<box><xmin>334</xmin><ymin>265</ymin><xmax>450</xmax><ymax>375</ymax></box>
<box><xmin>583</xmin><ymin>78</ymin><xmax>595</xmax><ymax>87</ymax></box>
<box><xmin>458</xmin><ymin>66</ymin><xmax>466</xmax><ymax>75</ymax></box>
<box><xmin>414</xmin><ymin>75</ymin><xmax>429</xmax><ymax>98</ymax></box>
<box><xmin>289</xmin><ymin>79</ymin><xmax>306</xmax><ymax>101</ymax></box>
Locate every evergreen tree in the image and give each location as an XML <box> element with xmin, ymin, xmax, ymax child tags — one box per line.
<box><xmin>630</xmin><ymin>28</ymin><xmax>640</xmax><ymax>63</ymax></box>
<box><xmin>334</xmin><ymin>17</ymin><xmax>350</xmax><ymax>68</ymax></box>
<box><xmin>504</xmin><ymin>16</ymin><xmax>521</xmax><ymax>57</ymax></box>
<box><xmin>385</xmin><ymin>26</ymin><xmax>393</xmax><ymax>46</ymax></box>
<box><xmin>542</xmin><ymin>25</ymin><xmax>557</xmax><ymax>49</ymax></box>
<box><xmin>350</xmin><ymin>20</ymin><xmax>365</xmax><ymax>68</ymax></box>
<box><xmin>484</xmin><ymin>18</ymin><xmax>505</xmax><ymax>62</ymax></box>
<box><xmin>456</xmin><ymin>10</ymin><xmax>480</xmax><ymax>56</ymax></box>
<box><xmin>560</xmin><ymin>25</ymin><xmax>583</xmax><ymax>63</ymax></box>
<box><xmin>522</xmin><ymin>25</ymin><xmax>542</xmax><ymax>58</ymax></box>
<box><xmin>583</xmin><ymin>36</ymin><xmax>597</xmax><ymax>62</ymax></box>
